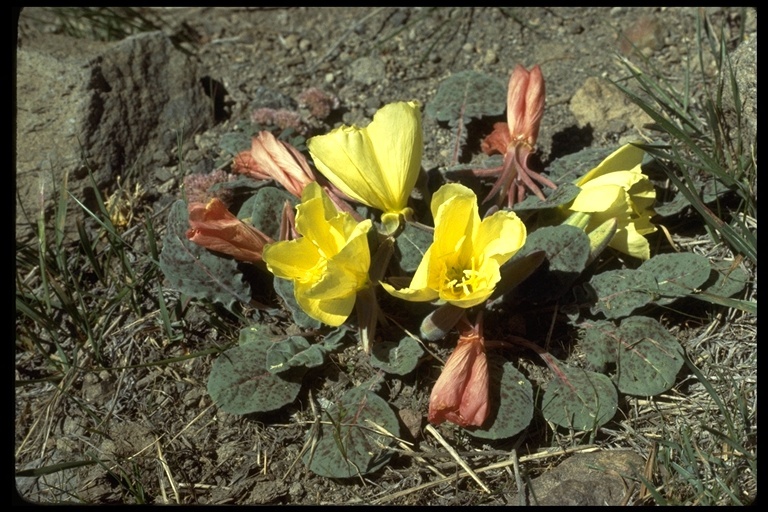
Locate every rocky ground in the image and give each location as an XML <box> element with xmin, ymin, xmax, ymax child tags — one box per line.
<box><xmin>15</xmin><ymin>7</ymin><xmax>756</xmax><ymax>505</ymax></box>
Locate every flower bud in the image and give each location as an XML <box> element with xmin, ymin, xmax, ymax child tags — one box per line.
<box><xmin>186</xmin><ymin>198</ymin><xmax>274</xmax><ymax>265</ymax></box>
<box><xmin>428</xmin><ymin>319</ymin><xmax>489</xmax><ymax>428</ymax></box>
<box><xmin>232</xmin><ymin>131</ymin><xmax>316</xmax><ymax>198</ymax></box>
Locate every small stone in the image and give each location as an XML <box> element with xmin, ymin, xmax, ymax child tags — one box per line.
<box><xmin>280</xmin><ymin>33</ymin><xmax>299</xmax><ymax>50</ymax></box>
<box><xmin>483</xmin><ymin>49</ymin><xmax>498</xmax><ymax>65</ymax></box>
<box><xmin>324</xmin><ymin>72</ymin><xmax>334</xmax><ymax>83</ymax></box>
<box><xmin>289</xmin><ymin>482</ymin><xmax>304</xmax><ymax>498</ymax></box>
<box><xmin>349</xmin><ymin>56</ymin><xmax>386</xmax><ymax>86</ymax></box>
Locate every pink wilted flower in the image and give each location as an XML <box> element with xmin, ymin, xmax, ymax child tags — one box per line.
<box><xmin>428</xmin><ymin>315</ymin><xmax>490</xmax><ymax>428</ymax></box>
<box><xmin>232</xmin><ymin>131</ymin><xmax>317</xmax><ymax>198</ymax></box>
<box><xmin>186</xmin><ymin>198</ymin><xmax>274</xmax><ymax>266</ymax></box>
<box><xmin>474</xmin><ymin>64</ymin><xmax>557</xmax><ymax>208</ymax></box>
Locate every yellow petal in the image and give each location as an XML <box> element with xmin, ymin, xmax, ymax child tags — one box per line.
<box><xmin>431</xmin><ymin>184</ymin><xmax>477</xmax><ymax>263</ymax></box>
<box><xmin>365</xmin><ymin>101</ymin><xmax>423</xmax><ymax>211</ymax></box>
<box><xmin>263</xmin><ymin>238</ymin><xmax>321</xmax><ymax>280</ymax></box>
<box><xmin>307</xmin><ymin>101</ymin><xmax>422</xmax><ymax>216</ymax></box>
<box><xmin>610</xmin><ymin>221</ymin><xmax>652</xmax><ymax>260</ymax></box>
<box><xmin>308</xmin><ymin>126</ymin><xmax>382</xmax><ymax>207</ymax></box>
<box><xmin>474</xmin><ymin>210</ymin><xmax>526</xmax><ymax>264</ymax></box>
<box><xmin>570</xmin><ymin>184</ymin><xmax>624</xmax><ymax>213</ymax></box>
<box><xmin>380</xmin><ymin>280</ymin><xmax>440</xmax><ymax>303</ymax></box>
<box><xmin>577</xmin><ymin>143</ymin><xmax>645</xmax><ymax>185</ymax></box>
<box><xmin>296</xmin><ymin>183</ymin><xmax>345</xmax><ymax>254</ymax></box>
<box><xmin>295</xmin><ymin>281</ymin><xmax>357</xmax><ymax>326</ymax></box>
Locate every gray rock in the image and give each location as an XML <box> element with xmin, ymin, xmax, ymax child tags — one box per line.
<box><xmin>723</xmin><ymin>33</ymin><xmax>756</xmax><ymax>152</ymax></box>
<box><xmin>16</xmin><ymin>31</ymin><xmax>212</xmax><ymax>243</ymax></box>
<box><xmin>507</xmin><ymin>450</ymin><xmax>646</xmax><ymax>506</ymax></box>
<box><xmin>349</xmin><ymin>56</ymin><xmax>386</xmax><ymax>86</ymax></box>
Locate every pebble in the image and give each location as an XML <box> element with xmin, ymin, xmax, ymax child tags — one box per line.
<box><xmin>483</xmin><ymin>49</ymin><xmax>498</xmax><ymax>65</ymax></box>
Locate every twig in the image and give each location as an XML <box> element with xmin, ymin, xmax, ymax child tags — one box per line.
<box><xmin>510</xmin><ymin>448</ymin><xmax>525</xmax><ymax>506</ymax></box>
<box><xmin>156</xmin><ymin>437</ymin><xmax>180</xmax><ymax>504</ymax></box>
<box><xmin>425</xmin><ymin>424</ymin><xmax>490</xmax><ymax>493</ymax></box>
<box><xmin>372</xmin><ymin>444</ymin><xmax>599</xmax><ymax>504</ymax></box>
<box><xmin>365</xmin><ymin>420</ymin><xmax>446</xmax><ymax>479</ymax></box>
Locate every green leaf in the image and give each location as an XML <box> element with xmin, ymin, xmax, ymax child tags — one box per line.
<box><xmin>239</xmin><ymin>186</ymin><xmax>297</xmax><ymax>241</ymax></box>
<box><xmin>159</xmin><ymin>200</ymin><xmax>251</xmax><ymax>310</ymax></box>
<box><xmin>692</xmin><ymin>260</ymin><xmax>755</xmax><ymax>313</ymax></box>
<box><xmin>425</xmin><ymin>70</ymin><xmax>506</xmax><ymax>126</ymax></box>
<box><xmin>467</xmin><ymin>356</ymin><xmax>534</xmax><ymax>440</ymax></box>
<box><xmin>266</xmin><ymin>328</ymin><xmax>349</xmax><ymax>374</ymax></box>
<box><xmin>395</xmin><ymin>222</ymin><xmax>432</xmax><ymax>274</ymax></box>
<box><xmin>489</xmin><ymin>249</ymin><xmax>546</xmax><ymax>302</ymax></box>
<box><xmin>218</xmin><ymin>131</ymin><xmax>253</xmax><ymax>158</ymax></box>
<box><xmin>207</xmin><ymin>327</ymin><xmax>305</xmax><ymax>415</ymax></box>
<box><xmin>370</xmin><ymin>336</ymin><xmax>424</xmax><ymax>375</ymax></box>
<box><xmin>639</xmin><ymin>252</ymin><xmax>712</xmax><ymax>305</ymax></box>
<box><xmin>541</xmin><ymin>365</ymin><xmax>618</xmax><ymax>431</ymax></box>
<box><xmin>305</xmin><ymin>387</ymin><xmax>400</xmax><ymax>478</ymax></box>
<box><xmin>579</xmin><ymin>319</ymin><xmax>621</xmax><ymax>369</ymax></box>
<box><xmin>509</xmin><ymin>225</ymin><xmax>591</xmax><ymax>304</ymax></box>
<box><xmin>613</xmin><ymin>316</ymin><xmax>684</xmax><ymax>396</ymax></box>
<box><xmin>238</xmin><ymin>323</ymin><xmax>287</xmax><ymax>345</ymax></box>
<box><xmin>512</xmin><ymin>182</ymin><xmax>581</xmax><ymax>212</ymax></box>
<box><xmin>589</xmin><ymin>268</ymin><xmax>659</xmax><ymax>319</ymax></box>
<box><xmin>705</xmin><ymin>260</ymin><xmax>750</xmax><ymax>298</ymax></box>
<box><xmin>266</xmin><ymin>336</ymin><xmax>319</xmax><ymax>374</ymax></box>
<box><xmin>273</xmin><ymin>277</ymin><xmax>322</xmax><ymax>329</ymax></box>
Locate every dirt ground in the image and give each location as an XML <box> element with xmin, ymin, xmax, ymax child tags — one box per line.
<box><xmin>15</xmin><ymin>7</ymin><xmax>756</xmax><ymax>505</ymax></box>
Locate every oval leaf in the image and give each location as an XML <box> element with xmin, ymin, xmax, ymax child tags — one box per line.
<box><xmin>425</xmin><ymin>70</ymin><xmax>506</xmax><ymax>125</ymax></box>
<box><xmin>207</xmin><ymin>327</ymin><xmax>305</xmax><ymax>414</ymax></box>
<box><xmin>639</xmin><ymin>252</ymin><xmax>712</xmax><ymax>305</ymax></box>
<box><xmin>509</xmin><ymin>225</ymin><xmax>591</xmax><ymax>304</ymax></box>
<box><xmin>266</xmin><ymin>336</ymin><xmax>322</xmax><ymax>374</ymax></box>
<box><xmin>305</xmin><ymin>387</ymin><xmax>400</xmax><ymax>478</ymax></box>
<box><xmin>396</xmin><ymin>222</ymin><xmax>433</xmax><ymax>274</ymax></box>
<box><xmin>589</xmin><ymin>268</ymin><xmax>659</xmax><ymax>319</ymax></box>
<box><xmin>370</xmin><ymin>336</ymin><xmax>424</xmax><ymax>375</ymax></box>
<box><xmin>541</xmin><ymin>365</ymin><xmax>618</xmax><ymax>431</ymax></box>
<box><xmin>578</xmin><ymin>319</ymin><xmax>621</xmax><ymax>369</ymax></box>
<box><xmin>614</xmin><ymin>316</ymin><xmax>684</xmax><ymax>396</ymax></box>
<box><xmin>273</xmin><ymin>277</ymin><xmax>322</xmax><ymax>329</ymax></box>
<box><xmin>512</xmin><ymin>182</ymin><xmax>581</xmax><ymax>212</ymax></box>
<box><xmin>239</xmin><ymin>186</ymin><xmax>297</xmax><ymax>241</ymax></box>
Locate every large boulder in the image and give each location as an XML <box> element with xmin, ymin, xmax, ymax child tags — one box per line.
<box><xmin>16</xmin><ymin>30</ymin><xmax>212</xmax><ymax>243</ymax></box>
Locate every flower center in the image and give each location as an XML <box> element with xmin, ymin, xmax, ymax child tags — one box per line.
<box><xmin>442</xmin><ymin>257</ymin><xmax>485</xmax><ymax>298</ymax></box>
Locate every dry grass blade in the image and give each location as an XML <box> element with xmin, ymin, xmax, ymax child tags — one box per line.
<box><xmin>365</xmin><ymin>420</ymin><xmax>446</xmax><ymax>479</ymax></box>
<box><xmin>425</xmin><ymin>424</ymin><xmax>490</xmax><ymax>493</ymax></box>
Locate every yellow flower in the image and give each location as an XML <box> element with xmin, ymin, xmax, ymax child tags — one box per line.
<box><xmin>382</xmin><ymin>183</ymin><xmax>526</xmax><ymax>308</ymax></box>
<box><xmin>263</xmin><ymin>182</ymin><xmax>373</xmax><ymax>326</ymax></box>
<box><xmin>307</xmin><ymin>101</ymin><xmax>423</xmax><ymax>233</ymax></box>
<box><xmin>567</xmin><ymin>144</ymin><xmax>657</xmax><ymax>260</ymax></box>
